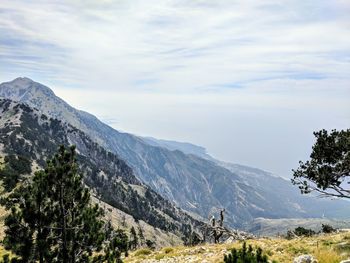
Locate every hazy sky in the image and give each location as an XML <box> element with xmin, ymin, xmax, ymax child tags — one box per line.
<box><xmin>0</xmin><ymin>0</ymin><xmax>349</xmax><ymax>177</ymax></box>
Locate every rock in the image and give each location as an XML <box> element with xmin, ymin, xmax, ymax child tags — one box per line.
<box><xmin>224</xmin><ymin>237</ymin><xmax>236</xmax><ymax>244</ymax></box>
<box><xmin>340</xmin><ymin>259</ymin><xmax>350</xmax><ymax>263</ymax></box>
<box><xmin>293</xmin><ymin>255</ymin><xmax>318</xmax><ymax>263</ymax></box>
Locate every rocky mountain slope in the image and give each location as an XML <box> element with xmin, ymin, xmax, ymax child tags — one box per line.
<box><xmin>139</xmin><ymin>137</ymin><xmax>350</xmax><ymax>220</ymax></box>
<box><xmin>1</xmin><ymin>77</ymin><xmax>349</xmax><ymax>229</ymax></box>
<box><xmin>142</xmin><ymin>137</ymin><xmax>212</xmax><ymax>160</ymax></box>
<box><xmin>0</xmin><ymin>98</ymin><xmax>204</xmax><ymax>245</ymax></box>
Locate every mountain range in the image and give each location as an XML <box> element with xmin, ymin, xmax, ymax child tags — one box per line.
<box><xmin>0</xmin><ymin>77</ymin><xmax>349</xmax><ymax>233</ymax></box>
<box><xmin>0</xmin><ymin>98</ymin><xmax>205</xmax><ymax>246</ymax></box>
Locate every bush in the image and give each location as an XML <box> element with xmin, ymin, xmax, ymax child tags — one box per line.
<box><xmin>322</xmin><ymin>224</ymin><xmax>336</xmax><ymax>233</ymax></box>
<box><xmin>294</xmin><ymin>227</ymin><xmax>315</xmax><ymax>236</ymax></box>
<box><xmin>155</xmin><ymin>254</ymin><xmax>165</xmax><ymax>260</ymax></box>
<box><xmin>134</xmin><ymin>248</ymin><xmax>152</xmax><ymax>257</ymax></box>
<box><xmin>162</xmin><ymin>247</ymin><xmax>173</xmax><ymax>254</ymax></box>
<box><xmin>145</xmin><ymin>239</ymin><xmax>156</xmax><ymax>249</ymax></box>
<box><xmin>224</xmin><ymin>242</ymin><xmax>277</xmax><ymax>263</ymax></box>
<box><xmin>286</xmin><ymin>227</ymin><xmax>315</xmax><ymax>239</ymax></box>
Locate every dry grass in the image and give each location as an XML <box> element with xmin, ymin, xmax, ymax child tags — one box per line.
<box><xmin>125</xmin><ymin>232</ymin><xmax>350</xmax><ymax>263</ymax></box>
<box><xmin>0</xmin><ymin>204</ymin><xmax>8</xmax><ymax>240</ymax></box>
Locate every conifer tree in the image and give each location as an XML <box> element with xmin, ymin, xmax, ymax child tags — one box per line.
<box><xmin>2</xmin><ymin>145</ymin><xmax>127</xmax><ymax>262</ymax></box>
<box><xmin>101</xmin><ymin>221</ymin><xmax>128</xmax><ymax>263</ymax></box>
<box><xmin>129</xmin><ymin>226</ymin><xmax>138</xmax><ymax>250</ymax></box>
<box><xmin>2</xmin><ymin>170</ymin><xmax>53</xmax><ymax>262</ymax></box>
<box><xmin>137</xmin><ymin>225</ymin><xmax>145</xmax><ymax>246</ymax></box>
<box><xmin>292</xmin><ymin>129</ymin><xmax>350</xmax><ymax>199</ymax></box>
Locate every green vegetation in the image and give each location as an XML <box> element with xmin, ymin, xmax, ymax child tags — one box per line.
<box><xmin>321</xmin><ymin>224</ymin><xmax>336</xmax><ymax>234</ymax></box>
<box><xmin>0</xmin><ymin>100</ymin><xmax>200</xmax><ymax>239</ymax></box>
<box><xmin>162</xmin><ymin>247</ymin><xmax>173</xmax><ymax>254</ymax></box>
<box><xmin>0</xmin><ymin>155</ymin><xmax>31</xmax><ymax>191</ymax></box>
<box><xmin>133</xmin><ymin>248</ymin><xmax>152</xmax><ymax>257</ymax></box>
<box><xmin>1</xmin><ymin>145</ymin><xmax>127</xmax><ymax>262</ymax></box>
<box><xmin>224</xmin><ymin>242</ymin><xmax>275</xmax><ymax>263</ymax></box>
<box><xmin>292</xmin><ymin>129</ymin><xmax>350</xmax><ymax>199</ymax></box>
<box><xmin>287</xmin><ymin>227</ymin><xmax>316</xmax><ymax>239</ymax></box>
<box><xmin>123</xmin><ymin>232</ymin><xmax>350</xmax><ymax>263</ymax></box>
<box><xmin>129</xmin><ymin>226</ymin><xmax>138</xmax><ymax>250</ymax></box>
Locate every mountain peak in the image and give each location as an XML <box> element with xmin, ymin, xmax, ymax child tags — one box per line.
<box><xmin>12</xmin><ymin>76</ymin><xmax>34</xmax><ymax>82</ymax></box>
<box><xmin>9</xmin><ymin>77</ymin><xmax>36</xmax><ymax>87</ymax></box>
<box><xmin>0</xmin><ymin>77</ymin><xmax>56</xmax><ymax>101</ymax></box>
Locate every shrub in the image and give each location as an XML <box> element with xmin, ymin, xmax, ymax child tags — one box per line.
<box><xmin>294</xmin><ymin>227</ymin><xmax>315</xmax><ymax>237</ymax></box>
<box><xmin>286</xmin><ymin>227</ymin><xmax>315</xmax><ymax>239</ymax></box>
<box><xmin>321</xmin><ymin>224</ymin><xmax>336</xmax><ymax>233</ymax></box>
<box><xmin>145</xmin><ymin>239</ymin><xmax>156</xmax><ymax>249</ymax></box>
<box><xmin>224</xmin><ymin>242</ymin><xmax>277</xmax><ymax>263</ymax></box>
<box><xmin>155</xmin><ymin>254</ymin><xmax>165</xmax><ymax>260</ymax></box>
<box><xmin>162</xmin><ymin>247</ymin><xmax>174</xmax><ymax>254</ymax></box>
<box><xmin>343</xmin><ymin>235</ymin><xmax>350</xmax><ymax>240</ymax></box>
<box><xmin>134</xmin><ymin>248</ymin><xmax>152</xmax><ymax>257</ymax></box>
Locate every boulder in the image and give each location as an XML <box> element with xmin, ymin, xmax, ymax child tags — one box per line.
<box><xmin>293</xmin><ymin>255</ymin><xmax>318</xmax><ymax>263</ymax></box>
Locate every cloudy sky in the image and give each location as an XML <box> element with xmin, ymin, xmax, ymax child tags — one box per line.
<box><xmin>0</xmin><ymin>0</ymin><xmax>349</xmax><ymax>177</ymax></box>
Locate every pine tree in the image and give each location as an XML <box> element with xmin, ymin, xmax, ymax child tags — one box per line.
<box><xmin>129</xmin><ymin>226</ymin><xmax>138</xmax><ymax>250</ymax></box>
<box><xmin>292</xmin><ymin>129</ymin><xmax>350</xmax><ymax>199</ymax></box>
<box><xmin>2</xmin><ymin>145</ymin><xmax>127</xmax><ymax>262</ymax></box>
<box><xmin>137</xmin><ymin>225</ymin><xmax>145</xmax><ymax>246</ymax></box>
<box><xmin>45</xmin><ymin>145</ymin><xmax>107</xmax><ymax>262</ymax></box>
<box><xmin>2</xmin><ymin>170</ymin><xmax>54</xmax><ymax>262</ymax></box>
<box><xmin>102</xmin><ymin>221</ymin><xmax>128</xmax><ymax>263</ymax></box>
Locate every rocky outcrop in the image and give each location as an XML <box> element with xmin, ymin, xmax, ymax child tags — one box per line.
<box><xmin>293</xmin><ymin>255</ymin><xmax>318</xmax><ymax>263</ymax></box>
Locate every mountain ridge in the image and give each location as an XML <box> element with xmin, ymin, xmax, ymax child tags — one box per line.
<box><xmin>0</xmin><ymin>98</ymin><xmax>204</xmax><ymax>246</ymax></box>
<box><xmin>1</xmin><ymin>77</ymin><xmax>349</xmax><ymax>229</ymax></box>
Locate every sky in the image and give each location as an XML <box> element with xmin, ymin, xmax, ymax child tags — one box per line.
<box><xmin>0</xmin><ymin>0</ymin><xmax>349</xmax><ymax>177</ymax></box>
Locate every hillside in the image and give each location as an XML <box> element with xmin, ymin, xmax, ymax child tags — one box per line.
<box><xmin>125</xmin><ymin>231</ymin><xmax>350</xmax><ymax>263</ymax></box>
<box><xmin>0</xmin><ymin>98</ymin><xmax>204</xmax><ymax>246</ymax></box>
<box><xmin>246</xmin><ymin>217</ymin><xmax>350</xmax><ymax>237</ymax></box>
<box><xmin>1</xmin><ymin>77</ymin><xmax>349</xmax><ymax>229</ymax></box>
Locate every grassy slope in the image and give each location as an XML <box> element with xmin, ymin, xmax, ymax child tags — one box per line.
<box><xmin>125</xmin><ymin>232</ymin><xmax>350</xmax><ymax>263</ymax></box>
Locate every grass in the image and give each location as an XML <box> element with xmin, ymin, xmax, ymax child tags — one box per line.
<box><xmin>133</xmin><ymin>248</ymin><xmax>152</xmax><ymax>257</ymax></box>
<box><xmin>314</xmin><ymin>249</ymin><xmax>342</xmax><ymax>263</ymax></box>
<box><xmin>125</xmin><ymin>232</ymin><xmax>350</xmax><ymax>263</ymax></box>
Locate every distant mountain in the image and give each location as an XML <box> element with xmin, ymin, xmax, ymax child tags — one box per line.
<box><xmin>142</xmin><ymin>137</ymin><xmax>212</xmax><ymax>160</ymax></box>
<box><xmin>1</xmin><ymin>77</ymin><xmax>349</xmax><ymax>229</ymax></box>
<box><xmin>0</xmin><ymin>98</ymin><xmax>204</xmax><ymax>245</ymax></box>
<box><xmin>245</xmin><ymin>218</ymin><xmax>350</xmax><ymax>236</ymax></box>
<box><xmin>142</xmin><ymin>136</ymin><xmax>350</xmax><ymax>220</ymax></box>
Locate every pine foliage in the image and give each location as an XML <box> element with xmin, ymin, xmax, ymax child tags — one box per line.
<box><xmin>292</xmin><ymin>129</ymin><xmax>350</xmax><ymax>199</ymax></box>
<box><xmin>224</xmin><ymin>242</ymin><xmax>275</xmax><ymax>263</ymax></box>
<box><xmin>1</xmin><ymin>145</ymin><xmax>127</xmax><ymax>263</ymax></box>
